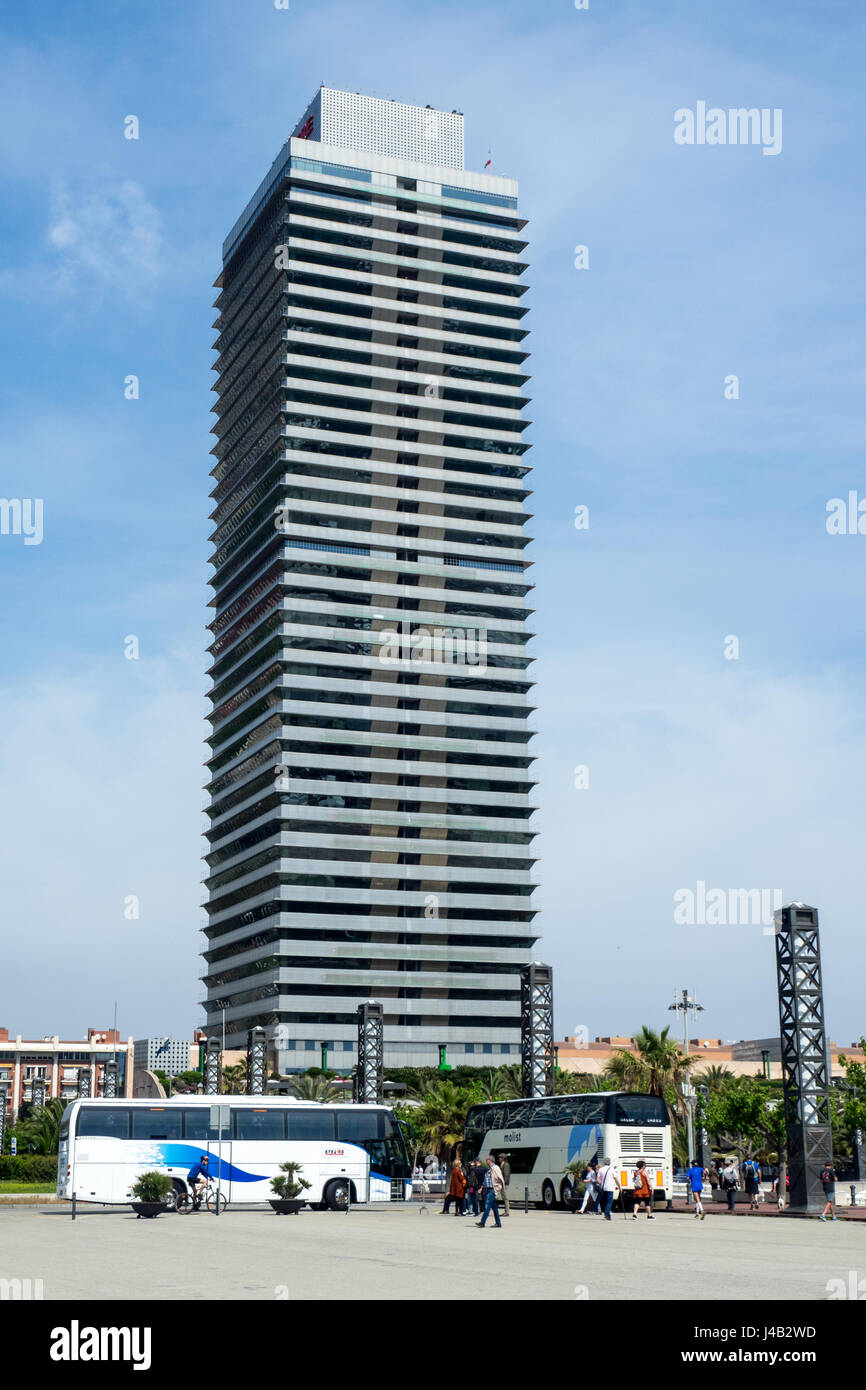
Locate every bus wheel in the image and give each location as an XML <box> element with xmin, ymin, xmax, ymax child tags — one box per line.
<box><xmin>542</xmin><ymin>1180</ymin><xmax>557</xmax><ymax>1210</ymax></box>
<box><xmin>560</xmin><ymin>1179</ymin><xmax>573</xmax><ymax>1206</ymax></box>
<box><xmin>164</xmin><ymin>1184</ymin><xmax>181</xmax><ymax>1212</ymax></box>
<box><xmin>324</xmin><ymin>1179</ymin><xmax>350</xmax><ymax>1211</ymax></box>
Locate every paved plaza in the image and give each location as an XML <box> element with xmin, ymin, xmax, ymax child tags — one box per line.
<box><xmin>1</xmin><ymin>1203</ymin><xmax>862</xmax><ymax>1301</ymax></box>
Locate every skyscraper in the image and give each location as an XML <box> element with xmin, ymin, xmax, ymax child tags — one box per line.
<box><xmin>203</xmin><ymin>87</ymin><xmax>537</xmax><ymax>1072</ymax></box>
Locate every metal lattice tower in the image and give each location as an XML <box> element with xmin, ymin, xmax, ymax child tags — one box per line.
<box><xmin>774</xmin><ymin>903</ymin><xmax>833</xmax><ymax>1212</ymax></box>
<box><xmin>77</xmin><ymin>1069</ymin><xmax>91</xmax><ymax>1098</ymax></box>
<box><xmin>102</xmin><ymin>1061</ymin><xmax>118</xmax><ymax>1099</ymax></box>
<box><xmin>520</xmin><ymin>963</ymin><xmax>554</xmax><ymax>1098</ymax></box>
<box><xmin>247</xmin><ymin>1027</ymin><xmax>267</xmax><ymax>1095</ymax></box>
<box><xmin>204</xmin><ymin>1036</ymin><xmax>221</xmax><ymax>1096</ymax></box>
<box><xmin>31</xmin><ymin>1077</ymin><xmax>47</xmax><ymax>1109</ymax></box>
<box><xmin>356</xmin><ymin>1002</ymin><xmax>384</xmax><ymax>1105</ymax></box>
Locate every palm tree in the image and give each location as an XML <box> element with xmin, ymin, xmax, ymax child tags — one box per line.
<box><xmin>411</xmin><ymin>1080</ymin><xmax>478</xmax><ymax>1163</ymax></box>
<box><xmin>16</xmin><ymin>1097</ymin><xmax>68</xmax><ymax>1154</ymax></box>
<box><xmin>567</xmin><ymin>1072</ymin><xmax>609</xmax><ymax>1093</ymax></box>
<box><xmin>285</xmin><ymin>1074</ymin><xmax>344</xmax><ymax>1103</ymax></box>
<box><xmin>604</xmin><ymin>1025</ymin><xmax>695</xmax><ymax>1123</ymax></box>
<box><xmin>473</xmin><ymin>1066</ymin><xmax>522</xmax><ymax>1101</ymax></box>
<box><xmin>554</xmin><ymin>1070</ymin><xmax>607</xmax><ymax>1095</ymax></box>
<box><xmin>693</xmin><ymin>1064</ymin><xmax>733</xmax><ymax>1093</ymax></box>
<box><xmin>220</xmin><ymin>1062</ymin><xmax>248</xmax><ymax>1095</ymax></box>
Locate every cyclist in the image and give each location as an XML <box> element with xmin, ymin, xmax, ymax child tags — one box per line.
<box><xmin>186</xmin><ymin>1153</ymin><xmax>210</xmax><ymax>1205</ymax></box>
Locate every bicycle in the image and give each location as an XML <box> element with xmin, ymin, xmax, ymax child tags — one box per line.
<box><xmin>176</xmin><ymin>1177</ymin><xmax>228</xmax><ymax>1215</ymax></box>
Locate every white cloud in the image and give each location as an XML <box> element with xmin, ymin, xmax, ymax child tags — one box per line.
<box><xmin>46</xmin><ymin>180</ymin><xmax>163</xmax><ymax>296</ymax></box>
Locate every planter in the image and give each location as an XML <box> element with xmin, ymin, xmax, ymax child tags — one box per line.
<box><xmin>269</xmin><ymin>1198</ymin><xmax>305</xmax><ymax>1215</ymax></box>
<box><xmin>131</xmin><ymin>1201</ymin><xmax>167</xmax><ymax>1219</ymax></box>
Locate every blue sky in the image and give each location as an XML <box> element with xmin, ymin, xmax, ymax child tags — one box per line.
<box><xmin>1</xmin><ymin>0</ymin><xmax>864</xmax><ymax>1050</ymax></box>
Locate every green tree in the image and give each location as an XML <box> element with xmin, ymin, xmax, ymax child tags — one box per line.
<box><xmin>692</xmin><ymin>1064</ymin><xmax>734</xmax><ymax>1093</ymax></box>
<box><xmin>173</xmin><ymin>1070</ymin><xmax>205</xmax><ymax>1088</ymax></box>
<box><xmin>839</xmin><ymin>1038</ymin><xmax>866</xmax><ymax>1132</ymax></box>
<box><xmin>409</xmin><ymin>1079</ymin><xmax>479</xmax><ymax>1162</ymax></box>
<box><xmin>14</xmin><ymin>1098</ymin><xmax>68</xmax><ymax>1155</ymax></box>
<box><xmin>604</xmin><ymin>1025</ymin><xmax>695</xmax><ymax>1121</ymax></box>
<box><xmin>702</xmin><ymin>1075</ymin><xmax>785</xmax><ymax>1168</ymax></box>
<box><xmin>555</xmin><ymin>1070</ymin><xmax>606</xmax><ymax>1094</ymax></box>
<box><xmin>471</xmin><ymin>1066</ymin><xmax>522</xmax><ymax>1101</ymax></box>
<box><xmin>221</xmin><ymin>1061</ymin><xmax>248</xmax><ymax>1095</ymax></box>
<box><xmin>285</xmin><ymin>1074</ymin><xmax>344</xmax><ymax>1103</ymax></box>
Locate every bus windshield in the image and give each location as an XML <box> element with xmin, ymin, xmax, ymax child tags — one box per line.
<box><xmin>611</xmin><ymin>1095</ymin><xmax>668</xmax><ymax>1126</ymax></box>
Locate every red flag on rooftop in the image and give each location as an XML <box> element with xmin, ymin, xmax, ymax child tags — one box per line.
<box><xmin>484</xmin><ymin>150</ymin><xmax>492</xmax><ymax>169</ymax></box>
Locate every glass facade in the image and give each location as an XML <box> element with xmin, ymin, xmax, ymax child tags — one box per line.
<box><xmin>202</xmin><ymin>90</ymin><xmax>537</xmax><ymax>1068</ymax></box>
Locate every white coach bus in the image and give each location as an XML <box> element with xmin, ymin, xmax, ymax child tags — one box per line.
<box><xmin>57</xmin><ymin>1096</ymin><xmax>412</xmax><ymax>1210</ymax></box>
<box><xmin>462</xmin><ymin>1091</ymin><xmax>673</xmax><ymax>1209</ymax></box>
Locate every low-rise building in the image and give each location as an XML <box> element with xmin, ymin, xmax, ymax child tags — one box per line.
<box><xmin>0</xmin><ymin>1027</ymin><xmax>133</xmax><ymax>1120</ymax></box>
<box><xmin>556</xmin><ymin>1033</ymin><xmax>855</xmax><ymax>1081</ymax></box>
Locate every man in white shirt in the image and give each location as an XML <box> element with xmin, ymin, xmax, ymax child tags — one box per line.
<box><xmin>595</xmin><ymin>1156</ymin><xmax>621</xmax><ymax>1220</ymax></box>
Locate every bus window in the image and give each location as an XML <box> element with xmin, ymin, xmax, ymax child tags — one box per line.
<box><xmin>232</xmin><ymin>1108</ymin><xmax>286</xmax><ymax>1141</ymax></box>
<box><xmin>611</xmin><ymin>1095</ymin><xmax>668</xmax><ymax>1126</ymax></box>
<box><xmin>131</xmin><ymin>1108</ymin><xmax>183</xmax><ymax>1141</ymax></box>
<box><xmin>336</xmin><ymin>1110</ymin><xmax>382</xmax><ymax>1143</ymax></box>
<box><xmin>501</xmin><ymin>1146</ymin><xmax>540</xmax><ymax>1175</ymax></box>
<box><xmin>287</xmin><ymin>1109</ymin><xmax>336</xmax><ymax>1142</ymax></box>
<box><xmin>570</xmin><ymin>1097</ymin><xmax>606</xmax><ymax>1126</ymax></box>
<box><xmin>76</xmin><ymin>1107</ymin><xmax>131</xmax><ymax>1139</ymax></box>
<box><xmin>531</xmin><ymin>1099</ymin><xmax>559</xmax><ymax>1127</ymax></box>
<box><xmin>484</xmin><ymin>1103</ymin><xmax>506</xmax><ymax>1131</ymax></box>
<box><xmin>503</xmin><ymin>1100</ymin><xmax>534</xmax><ymax>1128</ymax></box>
<box><xmin>181</xmin><ymin>1109</ymin><xmax>219</xmax><ymax>1142</ymax></box>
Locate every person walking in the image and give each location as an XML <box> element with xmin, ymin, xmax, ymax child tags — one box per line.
<box><xmin>743</xmin><ymin>1156</ymin><xmax>761</xmax><ymax>1211</ymax></box>
<box><xmin>631</xmin><ymin>1160</ymin><xmax>655</xmax><ymax>1220</ymax></box>
<box><xmin>595</xmin><ymin>1156</ymin><xmax>621</xmax><ymax>1220</ymax></box>
<box><xmin>819</xmin><ymin>1161</ymin><xmax>838</xmax><ymax>1221</ymax></box>
<box><xmin>687</xmin><ymin>1157</ymin><xmax>707</xmax><ymax>1220</ymax></box>
<box><xmin>466</xmin><ymin>1158</ymin><xmax>485</xmax><ymax>1217</ymax></box>
<box><xmin>475</xmin><ymin>1154</ymin><xmax>505</xmax><ymax>1229</ymax></box>
<box><xmin>442</xmin><ymin>1159</ymin><xmax>467</xmax><ymax>1216</ymax></box>
<box><xmin>721</xmin><ymin>1158</ymin><xmax>739</xmax><ymax>1212</ymax></box>
<box><xmin>578</xmin><ymin>1160</ymin><xmax>599</xmax><ymax>1214</ymax></box>
<box><xmin>497</xmin><ymin>1153</ymin><xmax>511</xmax><ymax>1216</ymax></box>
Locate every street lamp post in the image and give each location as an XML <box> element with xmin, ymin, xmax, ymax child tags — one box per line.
<box><xmin>669</xmin><ymin>988</ymin><xmax>705</xmax><ymax>1170</ymax></box>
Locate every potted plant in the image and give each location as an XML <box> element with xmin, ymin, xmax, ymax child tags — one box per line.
<box><xmin>562</xmin><ymin>1159</ymin><xmax>588</xmax><ymax>1212</ymax></box>
<box><xmin>130</xmin><ymin>1170</ymin><xmax>173</xmax><ymax>1218</ymax></box>
<box><xmin>269</xmin><ymin>1161</ymin><xmax>311</xmax><ymax>1215</ymax></box>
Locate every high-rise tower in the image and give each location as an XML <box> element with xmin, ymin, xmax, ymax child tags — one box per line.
<box><xmin>203</xmin><ymin>87</ymin><xmax>538</xmax><ymax>1071</ymax></box>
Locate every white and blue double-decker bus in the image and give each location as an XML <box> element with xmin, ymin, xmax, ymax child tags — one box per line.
<box><xmin>463</xmin><ymin>1091</ymin><xmax>673</xmax><ymax>1209</ymax></box>
<box><xmin>58</xmin><ymin>1096</ymin><xmax>411</xmax><ymax>1210</ymax></box>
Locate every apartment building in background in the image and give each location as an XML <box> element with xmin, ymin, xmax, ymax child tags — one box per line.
<box><xmin>0</xmin><ymin>1027</ymin><xmax>133</xmax><ymax>1121</ymax></box>
<box><xmin>203</xmin><ymin>86</ymin><xmax>538</xmax><ymax>1071</ymax></box>
<box><xmin>132</xmin><ymin>1037</ymin><xmax>198</xmax><ymax>1077</ymax></box>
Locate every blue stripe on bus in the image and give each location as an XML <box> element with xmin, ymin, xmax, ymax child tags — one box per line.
<box><xmin>156</xmin><ymin>1144</ymin><xmax>262</xmax><ymax>1183</ymax></box>
<box><xmin>567</xmin><ymin>1125</ymin><xmax>604</xmax><ymax>1164</ymax></box>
